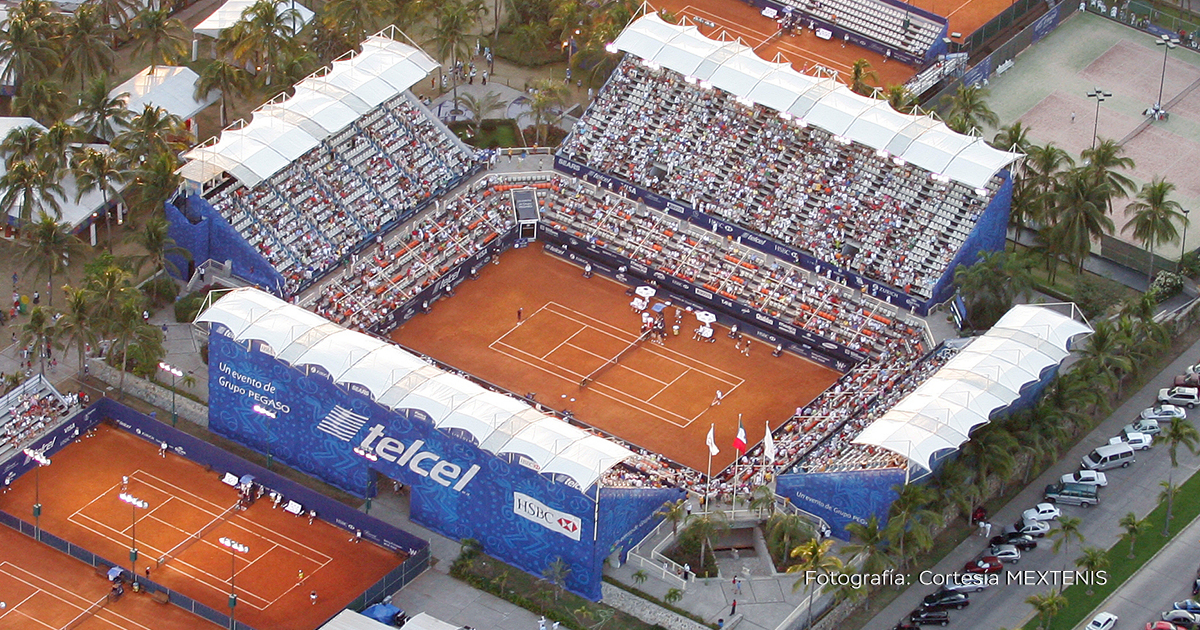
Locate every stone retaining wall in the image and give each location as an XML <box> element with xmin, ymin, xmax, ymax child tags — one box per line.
<box><xmin>87</xmin><ymin>359</ymin><xmax>208</xmax><ymax>427</ymax></box>
<box><xmin>600</xmin><ymin>583</ymin><xmax>710</xmax><ymax>630</ymax></box>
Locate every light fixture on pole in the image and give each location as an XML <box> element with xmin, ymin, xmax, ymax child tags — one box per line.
<box><xmin>158</xmin><ymin>362</ymin><xmax>183</xmax><ymax>427</ymax></box>
<box><xmin>1155</xmin><ymin>34</ymin><xmax>1178</xmax><ymax>114</ymax></box>
<box><xmin>1086</xmin><ymin>87</ymin><xmax>1111</xmax><ymax>151</ymax></box>
<box><xmin>119</xmin><ymin>492</ymin><xmax>149</xmax><ymax>584</ymax></box>
<box><xmin>1181</xmin><ymin>207</ymin><xmax>1192</xmax><ymax>274</ymax></box>
<box><xmin>252</xmin><ymin>405</ymin><xmax>277</xmax><ymax>470</ymax></box>
<box><xmin>23</xmin><ymin>448</ymin><xmax>50</xmax><ymax>540</ymax></box>
<box><xmin>219</xmin><ymin>537</ymin><xmax>249</xmax><ymax>630</ymax></box>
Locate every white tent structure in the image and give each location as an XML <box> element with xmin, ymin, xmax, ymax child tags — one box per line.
<box><xmin>112</xmin><ymin>66</ymin><xmax>218</xmax><ymax>123</ymax></box>
<box><xmin>853</xmin><ymin>304</ymin><xmax>1092</xmax><ymax>472</ymax></box>
<box><xmin>193</xmin><ymin>0</ymin><xmax>314</xmax><ymax>39</ymax></box>
<box><xmin>611</xmin><ymin>13</ymin><xmax>1021</xmax><ymax>188</ymax></box>
<box><xmin>196</xmin><ymin>288</ymin><xmax>633</xmax><ymax>491</ymax></box>
<box><xmin>181</xmin><ymin>29</ymin><xmax>438</xmax><ymax>188</ymax></box>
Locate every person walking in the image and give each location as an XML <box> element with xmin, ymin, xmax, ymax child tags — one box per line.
<box><xmin>310</xmin><ymin>590</ymin><xmax>318</xmax><ymax>605</ymax></box>
<box><xmin>730</xmin><ymin>599</ymin><xmax>737</xmax><ymax>616</ymax></box>
<box><xmin>732</xmin><ymin>576</ymin><xmax>742</xmax><ymax>594</ymax></box>
<box><xmin>711</xmin><ymin>390</ymin><xmax>724</xmax><ymax>406</ymax></box>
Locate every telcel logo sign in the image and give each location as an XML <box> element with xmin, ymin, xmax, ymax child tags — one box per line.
<box><xmin>513</xmin><ymin>492</ymin><xmax>582</xmax><ymax>541</ymax></box>
<box><xmin>359</xmin><ymin>425</ymin><xmax>480</xmax><ymax>492</ymax></box>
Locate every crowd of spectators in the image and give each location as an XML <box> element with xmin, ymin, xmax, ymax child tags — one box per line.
<box><xmin>0</xmin><ymin>378</ymin><xmax>76</xmax><ymax>459</ymax></box>
<box><xmin>560</xmin><ymin>58</ymin><xmax>999</xmax><ymax>300</ymax></box>
<box><xmin>203</xmin><ymin>93</ymin><xmax>476</xmax><ymax>295</ymax></box>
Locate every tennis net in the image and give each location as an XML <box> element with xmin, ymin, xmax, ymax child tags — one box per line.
<box><xmin>156</xmin><ymin>502</ymin><xmax>240</xmax><ymax>568</ymax></box>
<box><xmin>580</xmin><ymin>330</ymin><xmax>652</xmax><ymax>387</ymax></box>
<box><xmin>61</xmin><ymin>593</ymin><xmax>109</xmax><ymax>630</ymax></box>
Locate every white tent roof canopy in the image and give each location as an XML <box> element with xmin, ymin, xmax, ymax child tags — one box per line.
<box><xmin>612</xmin><ymin>13</ymin><xmax>1021</xmax><ymax>188</ymax></box>
<box><xmin>114</xmin><ymin>66</ymin><xmax>218</xmax><ymax>122</ymax></box>
<box><xmin>193</xmin><ymin>0</ymin><xmax>315</xmax><ymax>39</ymax></box>
<box><xmin>196</xmin><ymin>288</ymin><xmax>632</xmax><ymax>491</ymax></box>
<box><xmin>180</xmin><ymin>28</ymin><xmax>438</xmax><ymax>188</ymax></box>
<box><xmin>853</xmin><ymin>304</ymin><xmax>1092</xmax><ymax>471</ymax></box>
<box><xmin>0</xmin><ymin>118</ymin><xmax>112</xmax><ymax>229</ymax></box>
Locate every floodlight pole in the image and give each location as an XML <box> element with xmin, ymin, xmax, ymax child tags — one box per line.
<box><xmin>119</xmin><ymin>493</ymin><xmax>148</xmax><ymax>585</ymax></box>
<box><xmin>1181</xmin><ymin>208</ymin><xmax>1192</xmax><ymax>273</ymax></box>
<box><xmin>159</xmin><ymin>362</ymin><xmax>183</xmax><ymax>427</ymax></box>
<box><xmin>23</xmin><ymin>449</ymin><xmax>50</xmax><ymax>541</ymax></box>
<box><xmin>219</xmin><ymin>537</ymin><xmax>248</xmax><ymax>630</ymax></box>
<box><xmin>1086</xmin><ymin>87</ymin><xmax>1111</xmax><ymax>151</ymax></box>
<box><xmin>253</xmin><ymin>405</ymin><xmax>277</xmax><ymax>470</ymax></box>
<box><xmin>1156</xmin><ymin>35</ymin><xmax>1178</xmax><ymax>112</ymax></box>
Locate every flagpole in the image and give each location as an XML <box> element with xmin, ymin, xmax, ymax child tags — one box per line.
<box><xmin>706</xmin><ymin>425</ymin><xmax>713</xmax><ymax>514</ymax></box>
<box><xmin>735</xmin><ymin>413</ymin><xmax>742</xmax><ymax>518</ymax></box>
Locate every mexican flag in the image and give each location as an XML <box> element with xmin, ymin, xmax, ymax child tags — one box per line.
<box><xmin>733</xmin><ymin>419</ymin><xmax>747</xmax><ymax>454</ymax></box>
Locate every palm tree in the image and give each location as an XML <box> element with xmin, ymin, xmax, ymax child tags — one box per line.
<box><xmin>1025</xmin><ymin>589</ymin><xmax>1066</xmax><ymax>630</ymax></box>
<box><xmin>540</xmin><ymin>556</ymin><xmax>571</xmax><ymax>600</ymax></box>
<box><xmin>321</xmin><ymin>0</ymin><xmax>390</xmax><ymax>44</ymax></box>
<box><xmin>1022</xmin><ymin>142</ymin><xmax>1073</xmax><ymax>243</ymax></box>
<box><xmin>56</xmin><ymin>285</ymin><xmax>95</xmax><ymax>378</ymax></box>
<box><xmin>953</xmin><ymin>249</ymin><xmax>1035</xmax><ymax>329</ymax></box>
<box><xmin>749</xmin><ymin>484</ymin><xmax>776</xmax><ymax>518</ymax></box>
<box><xmin>14</xmin><ymin>79</ymin><xmax>69</xmax><ymax>125</ymax></box>
<box><xmin>19</xmin><ymin>306</ymin><xmax>61</xmax><ymax>376</ymax></box>
<box><xmin>1081</xmin><ymin>138</ymin><xmax>1136</xmax><ymax>214</ymax></box>
<box><xmin>765</xmin><ymin>512</ymin><xmax>814</xmax><ymax>566</ymax></box>
<box><xmin>75</xmin><ymin>75</ymin><xmax>132</xmax><ymax>143</ymax></box>
<box><xmin>431</xmin><ymin>0</ymin><xmax>473</xmax><ymax>107</ymax></box>
<box><xmin>195</xmin><ymin>59</ymin><xmax>254</xmax><ymax>128</ymax></box>
<box><xmin>127</xmin><ymin>213</ymin><xmax>190</xmax><ymax>279</ymax></box>
<box><xmin>83</xmin><ymin>261</ymin><xmax>139</xmax><ymax>331</ymax></box>
<box><xmin>128</xmin><ymin>8</ymin><xmax>188</xmax><ymax>71</ymax></box>
<box><xmin>18</xmin><ymin>211</ymin><xmax>83</xmax><ymax>307</ymax></box>
<box><xmin>1048</xmin><ymin>167</ymin><xmax>1114</xmax><ymax>276</ymax></box>
<box><xmin>60</xmin><ymin>4</ymin><xmax>115</xmax><ymax>93</ymax></box>
<box><xmin>787</xmin><ymin>537</ymin><xmax>843</xmax><ymax>630</ymax></box>
<box><xmin>991</xmin><ymin>121</ymin><xmax>1032</xmax><ymax>154</ymax></box>
<box><xmin>1074</xmin><ymin>547</ymin><xmax>1108</xmax><ymax>595</ymax></box>
<box><xmin>0</xmin><ymin>159</ymin><xmax>64</xmax><ymax>224</ymax></box>
<box><xmin>456</xmin><ymin>90</ymin><xmax>506</xmax><ymax>138</ymax></box>
<box><xmin>72</xmin><ymin>147</ymin><xmax>128</xmax><ymax>254</ymax></box>
<box><xmin>84</xmin><ymin>0</ymin><xmax>138</xmax><ymax>39</ymax></box>
<box><xmin>843</xmin><ymin>515</ymin><xmax>894</xmax><ymax>579</ymax></box>
<box><xmin>681</xmin><ymin>510</ymin><xmax>728</xmax><ymax>576</ymax></box>
<box><xmin>218</xmin><ymin>0</ymin><xmax>302</xmax><ymax>89</ymax></box>
<box><xmin>127</xmin><ymin>151</ymin><xmax>183</xmax><ymax>218</ymax></box>
<box><xmin>1</xmin><ymin>123</ymin><xmax>45</xmax><ymax>165</ymax></box>
<box><xmin>0</xmin><ymin>16</ymin><xmax>61</xmax><ymax>91</ymax></box>
<box><xmin>1118</xmin><ymin>512</ymin><xmax>1148</xmax><ymax>558</ymax></box>
<box><xmin>1047</xmin><ymin>515</ymin><xmax>1083</xmax><ymax>571</ymax></box>
<box><xmin>884</xmin><ymin>483</ymin><xmax>941</xmax><ymax>572</ymax></box>
<box><xmin>848</xmin><ymin>58</ymin><xmax>876</xmax><ymax>96</ymax></box>
<box><xmin>1123</xmin><ymin>177</ymin><xmax>1186</xmax><ymax>282</ymax></box>
<box><xmin>1076</xmin><ymin>320</ymin><xmax>1134</xmax><ymax>397</ymax></box>
<box><xmin>940</xmin><ymin>83</ymin><xmax>999</xmax><ymax>135</ymax></box>
<box><xmin>655</xmin><ymin>498</ymin><xmax>688</xmax><ymax>536</ymax></box>
<box><xmin>883</xmin><ymin>85</ymin><xmax>917</xmax><ymax>113</ymax></box>
<box><xmin>959</xmin><ymin>424</ymin><xmax>1018</xmax><ymax>488</ymax></box>
<box><xmin>525</xmin><ymin>79</ymin><xmax>568</xmax><ymax>145</ymax></box>
<box><xmin>113</xmin><ymin>104</ymin><xmax>187</xmax><ymax>166</ymax></box>
<box><xmin>1159</xmin><ymin>417</ymin><xmax>1200</xmax><ymax>535</ymax></box>
<box><xmin>109</xmin><ymin>297</ymin><xmax>161</xmax><ymax>395</ymax></box>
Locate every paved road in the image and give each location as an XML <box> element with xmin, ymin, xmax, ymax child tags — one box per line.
<box><xmin>864</xmin><ymin>335</ymin><xmax>1200</xmax><ymax>630</ymax></box>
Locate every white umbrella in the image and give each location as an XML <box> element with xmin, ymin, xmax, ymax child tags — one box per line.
<box><xmin>696</xmin><ymin>311</ymin><xmax>717</xmax><ymax>324</ymax></box>
<box><xmin>635</xmin><ymin>285</ymin><xmax>657</xmax><ymax>298</ymax></box>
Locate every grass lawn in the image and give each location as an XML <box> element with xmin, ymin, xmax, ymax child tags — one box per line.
<box><xmin>449</xmin><ymin>119</ymin><xmax>523</xmax><ymax>148</ymax></box>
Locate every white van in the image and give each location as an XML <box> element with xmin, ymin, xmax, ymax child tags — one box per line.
<box><xmin>1082</xmin><ymin>443</ymin><xmax>1135</xmax><ymax>471</ymax></box>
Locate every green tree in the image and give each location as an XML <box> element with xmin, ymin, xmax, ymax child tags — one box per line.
<box><xmin>1</xmin><ymin>123</ymin><xmax>45</xmax><ymax>165</ymax></box>
<box><xmin>19</xmin><ymin>305</ymin><xmax>61</xmax><ymax>376</ymax></box>
<box><xmin>218</xmin><ymin>0</ymin><xmax>302</xmax><ymax>89</ymax></box>
<box><xmin>431</xmin><ymin>0</ymin><xmax>473</xmax><ymax>106</ymax></box>
<box><xmin>681</xmin><ymin>510</ymin><xmax>728</xmax><ymax>576</ymax></box>
<box><xmin>1025</xmin><ymin>589</ymin><xmax>1066</xmax><ymax>630</ymax></box>
<box><xmin>83</xmin><ymin>0</ymin><xmax>138</xmax><ymax>39</ymax></box>
<box><xmin>456</xmin><ymin>90</ymin><xmax>506</xmax><ymax>138</ymax></box>
<box><xmin>843</xmin><ymin>515</ymin><xmax>894</xmax><ymax>578</ymax></box>
<box><xmin>1123</xmin><ymin>176</ymin><xmax>1186</xmax><ymax>282</ymax></box>
<box><xmin>959</xmin><ymin>424</ymin><xmax>1018</xmax><ymax>489</ymax></box>
<box><xmin>56</xmin><ymin>285</ymin><xmax>95</xmax><ymax>378</ymax></box>
<box><xmin>127</xmin><ymin>213</ymin><xmax>190</xmax><ymax>279</ymax></box>
<box><xmin>72</xmin><ymin>147</ymin><xmax>128</xmax><ymax>254</ymax></box>
<box><xmin>128</xmin><ymin>8</ymin><xmax>188</xmax><ymax>71</ymax></box>
<box><xmin>113</xmin><ymin>104</ymin><xmax>187</xmax><ymax>166</ymax></box>
<box><xmin>321</xmin><ymin>0</ymin><xmax>390</xmax><ymax>45</ymax></box>
<box><xmin>1118</xmin><ymin>512</ymin><xmax>1148</xmax><ymax>558</ymax></box>
<box><xmin>540</xmin><ymin>556</ymin><xmax>571</xmax><ymax>600</ymax></box>
<box><xmin>1081</xmin><ymin>138</ymin><xmax>1136</xmax><ymax>215</ymax></box>
<box><xmin>952</xmin><ymin>249</ymin><xmax>1035</xmax><ymax>329</ymax></box>
<box><xmin>883</xmin><ymin>84</ymin><xmax>917</xmax><ymax>113</ymax></box>
<box><xmin>83</xmin><ymin>261</ymin><xmax>140</xmax><ymax>332</ymax></box>
<box><xmin>18</xmin><ymin>211</ymin><xmax>83</xmax><ymax>307</ymax></box>
<box><xmin>0</xmin><ymin>16</ymin><xmax>61</xmax><ymax>91</ymax></box>
<box><xmin>195</xmin><ymin>58</ymin><xmax>254</xmax><ymax>128</ymax></box>
<box><xmin>1046</xmin><ymin>167</ymin><xmax>1114</xmax><ymax>276</ymax></box>
<box><xmin>1075</xmin><ymin>320</ymin><xmax>1134</xmax><ymax>397</ymax></box>
<box><xmin>848</xmin><ymin>58</ymin><xmax>876</xmax><ymax>96</ymax></box>
<box><xmin>765</xmin><ymin>511</ymin><xmax>814</xmax><ymax>567</ymax></box>
<box><xmin>127</xmin><ymin>151</ymin><xmax>183</xmax><ymax>219</ymax></box>
<box><xmin>631</xmin><ymin>569</ymin><xmax>647</xmax><ymax>584</ymax></box>
<box><xmin>940</xmin><ymin>83</ymin><xmax>999</xmax><ymax>134</ymax></box>
<box><xmin>14</xmin><ymin>79</ymin><xmax>69</xmax><ymax>125</ymax></box>
<box><xmin>524</xmin><ymin>78</ymin><xmax>567</xmax><ymax>145</ymax></box>
<box><xmin>74</xmin><ymin>75</ymin><xmax>132</xmax><ymax>143</ymax></box>
<box><xmin>1159</xmin><ymin>417</ymin><xmax>1200</xmax><ymax>535</ymax></box>
<box><xmin>991</xmin><ymin>121</ymin><xmax>1032</xmax><ymax>154</ymax></box>
<box><xmin>655</xmin><ymin>498</ymin><xmax>688</xmax><ymax>537</ymax></box>
<box><xmin>1074</xmin><ymin>547</ymin><xmax>1108</xmax><ymax>595</ymax></box>
<box><xmin>749</xmin><ymin>484</ymin><xmax>776</xmax><ymax>518</ymax></box>
<box><xmin>1047</xmin><ymin>515</ymin><xmax>1084</xmax><ymax>571</ymax></box>
<box><xmin>60</xmin><ymin>4</ymin><xmax>115</xmax><ymax>92</ymax></box>
<box><xmin>787</xmin><ymin>537</ymin><xmax>843</xmax><ymax>630</ymax></box>
<box><xmin>0</xmin><ymin>159</ymin><xmax>64</xmax><ymax>224</ymax></box>
<box><xmin>108</xmin><ymin>298</ymin><xmax>162</xmax><ymax>395</ymax></box>
<box><xmin>884</xmin><ymin>483</ymin><xmax>941</xmax><ymax>572</ymax></box>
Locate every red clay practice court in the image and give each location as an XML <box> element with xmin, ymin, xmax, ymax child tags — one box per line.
<box><xmin>0</xmin><ymin>425</ymin><xmax>404</xmax><ymax>630</ymax></box>
<box><xmin>390</xmin><ymin>245</ymin><xmax>841</xmax><ymax>472</ymax></box>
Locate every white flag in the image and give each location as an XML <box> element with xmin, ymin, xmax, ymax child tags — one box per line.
<box><xmin>763</xmin><ymin>421</ymin><xmax>775</xmax><ymax>463</ymax></box>
<box><xmin>705</xmin><ymin>424</ymin><xmax>720</xmax><ymax>456</ymax></box>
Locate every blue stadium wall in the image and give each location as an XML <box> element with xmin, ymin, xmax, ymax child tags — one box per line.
<box><xmin>206</xmin><ymin>328</ymin><xmax>681</xmax><ymax>600</ymax></box>
<box><xmin>774</xmin><ymin>468</ymin><xmax>906</xmax><ymax>540</ymax></box>
<box><xmin>927</xmin><ymin>170</ymin><xmax>1013</xmax><ymax>309</ymax></box>
<box><xmin>166</xmin><ymin>194</ymin><xmax>286</xmax><ymax>294</ymax></box>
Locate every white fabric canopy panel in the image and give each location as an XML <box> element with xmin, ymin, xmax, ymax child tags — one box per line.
<box><xmin>853</xmin><ymin>304</ymin><xmax>1092</xmax><ymax>472</ymax></box>
<box><xmin>114</xmin><ymin>66</ymin><xmax>218</xmax><ymax>122</ymax></box>
<box><xmin>225</xmin><ymin>117</ymin><xmax>320</xmax><ymax>162</ymax></box>
<box><xmin>196</xmin><ymin>288</ymin><xmax>632</xmax><ymax>491</ymax></box>
<box><xmin>193</xmin><ymin>0</ymin><xmax>314</xmax><ymax>38</ymax></box>
<box><xmin>613</xmin><ymin>13</ymin><xmax>1020</xmax><ymax>188</ymax></box>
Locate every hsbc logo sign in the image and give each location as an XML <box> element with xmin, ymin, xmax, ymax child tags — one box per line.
<box><xmin>513</xmin><ymin>492</ymin><xmax>582</xmax><ymax>541</ymax></box>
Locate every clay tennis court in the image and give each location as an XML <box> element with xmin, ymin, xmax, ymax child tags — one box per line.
<box><xmin>0</xmin><ymin>526</ymin><xmax>218</xmax><ymax>630</ymax></box>
<box><xmin>651</xmin><ymin>0</ymin><xmax>1012</xmax><ymax>88</ymax></box>
<box><xmin>0</xmin><ymin>425</ymin><xmax>404</xmax><ymax>630</ymax></box>
<box><xmin>390</xmin><ymin>245</ymin><xmax>840</xmax><ymax>472</ymax></box>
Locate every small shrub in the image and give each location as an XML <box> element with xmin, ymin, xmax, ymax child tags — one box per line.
<box><xmin>1072</xmin><ymin>274</ymin><xmax>1123</xmax><ymax>319</ymax></box>
<box><xmin>143</xmin><ymin>275</ymin><xmax>180</xmax><ymax>306</ymax></box>
<box><xmin>1147</xmin><ymin>271</ymin><xmax>1184</xmax><ymax>303</ymax></box>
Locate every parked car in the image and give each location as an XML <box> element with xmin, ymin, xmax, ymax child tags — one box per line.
<box><xmin>892</xmin><ymin>623</ymin><xmax>921</xmax><ymax>630</ymax></box>
<box><xmin>1175</xmin><ymin>600</ymin><xmax>1200</xmax><ymax>614</ymax></box>
<box><xmin>939</xmin><ymin>574</ymin><xmax>990</xmax><ymax>593</ymax></box>
<box><xmin>1061</xmin><ymin>470</ymin><xmax>1108</xmax><ymax>487</ymax></box>
<box><xmin>1007</xmin><ymin>517</ymin><xmax>1050</xmax><ymax>537</ymax></box>
<box><xmin>1044</xmin><ymin>481</ymin><xmax>1100</xmax><ymax>507</ymax></box>
<box><xmin>964</xmin><ymin>555</ymin><xmax>1004</xmax><ymax>574</ymax></box>
<box><xmin>1022</xmin><ymin>503</ymin><xmax>1062</xmax><ymax>521</ymax></box>
<box><xmin>1086</xmin><ymin>612</ymin><xmax>1118</xmax><ymax>630</ymax></box>
<box><xmin>1175</xmin><ymin>373</ymin><xmax>1200</xmax><ymax>387</ymax></box>
<box><xmin>1163</xmin><ymin>610</ymin><xmax>1197</xmax><ymax>629</ymax></box>
<box><xmin>1142</xmin><ymin>404</ymin><xmax>1187</xmax><ymax>422</ymax></box>
<box><xmin>1159</xmin><ymin>387</ymin><xmax>1200</xmax><ymax>408</ymax></box>
<box><xmin>1148</xmin><ymin>622</ymin><xmax>1184</xmax><ymax>630</ymax></box>
<box><xmin>1111</xmin><ymin>431</ymin><xmax>1153</xmax><ymax>450</ymax></box>
<box><xmin>990</xmin><ymin>533</ymin><xmax>1038</xmax><ymax>550</ymax></box>
<box><xmin>1124</xmin><ymin>419</ymin><xmax>1162</xmax><ymax>436</ymax></box>
<box><xmin>988</xmin><ymin>543</ymin><xmax>1021</xmax><ymax>564</ymax></box>
<box><xmin>909</xmin><ymin>609</ymin><xmax>950</xmax><ymax>626</ymax></box>
<box><xmin>922</xmin><ymin>590</ymin><xmax>970</xmax><ymax>611</ymax></box>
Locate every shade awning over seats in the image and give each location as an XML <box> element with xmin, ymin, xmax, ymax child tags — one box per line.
<box><xmin>612</xmin><ymin>13</ymin><xmax>1021</xmax><ymax>188</ymax></box>
<box><xmin>853</xmin><ymin>304</ymin><xmax>1092</xmax><ymax>471</ymax></box>
<box><xmin>196</xmin><ymin>288</ymin><xmax>633</xmax><ymax>491</ymax></box>
<box><xmin>112</xmin><ymin>66</ymin><xmax>218</xmax><ymax>122</ymax></box>
<box><xmin>193</xmin><ymin>0</ymin><xmax>314</xmax><ymax>39</ymax></box>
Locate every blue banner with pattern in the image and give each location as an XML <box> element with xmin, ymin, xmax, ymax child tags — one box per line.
<box><xmin>775</xmin><ymin>468</ymin><xmax>906</xmax><ymax>540</ymax></box>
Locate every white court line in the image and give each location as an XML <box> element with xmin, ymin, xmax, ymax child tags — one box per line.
<box><xmin>0</xmin><ymin>563</ymin><xmax>153</xmax><ymax>630</ymax></box>
<box><xmin>562</xmin><ymin>342</ymin><xmax>671</xmax><ymax>386</ymax></box>
<box><xmin>541</xmin><ymin>326</ymin><xmax>588</xmax><ymax>360</ymax></box>
<box><xmin>647</xmin><ymin>370</ymin><xmax>691</xmax><ymax>402</ymax></box>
